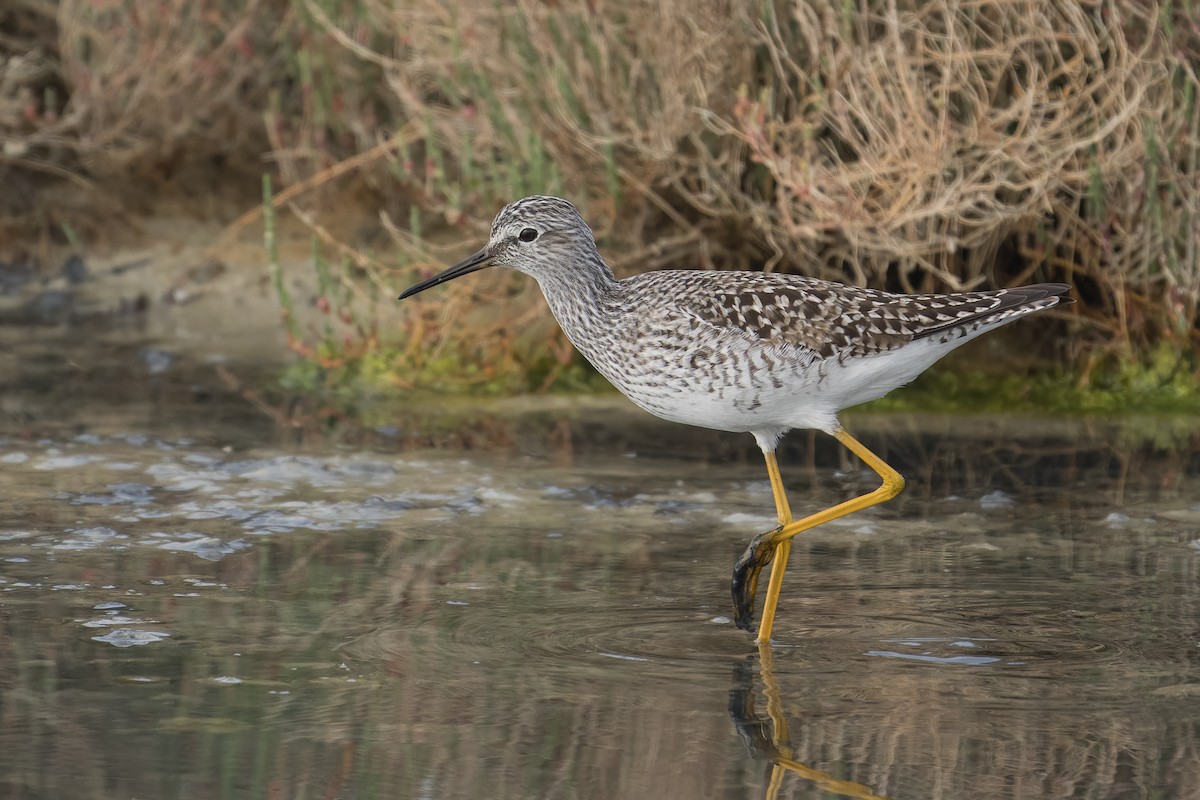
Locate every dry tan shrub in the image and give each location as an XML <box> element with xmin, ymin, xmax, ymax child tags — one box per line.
<box><xmin>0</xmin><ymin>3</ymin><xmax>78</xmax><ymax>195</ymax></box>
<box><xmin>739</xmin><ymin>4</ymin><xmax>1152</xmax><ymax>282</ymax></box>
<box><xmin>326</xmin><ymin>0</ymin><xmax>1195</xmax><ymax>371</ymax></box>
<box><xmin>355</xmin><ymin>0</ymin><xmax>760</xmax><ymax>259</ymax></box>
<box><xmin>52</xmin><ymin>0</ymin><xmax>277</xmax><ymax>181</ymax></box>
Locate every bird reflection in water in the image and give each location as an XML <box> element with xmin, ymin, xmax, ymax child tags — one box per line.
<box><xmin>729</xmin><ymin>647</ymin><xmax>887</xmax><ymax>800</ymax></box>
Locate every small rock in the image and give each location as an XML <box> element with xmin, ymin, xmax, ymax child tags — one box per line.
<box><xmin>979</xmin><ymin>490</ymin><xmax>1015</xmax><ymax>510</ymax></box>
<box><xmin>61</xmin><ymin>254</ymin><xmax>88</xmax><ymax>283</ymax></box>
<box><xmin>140</xmin><ymin>348</ymin><xmax>175</xmax><ymax>375</ymax></box>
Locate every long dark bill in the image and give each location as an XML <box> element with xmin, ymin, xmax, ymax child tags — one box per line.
<box><xmin>397</xmin><ymin>248</ymin><xmax>491</xmax><ymax>300</ymax></box>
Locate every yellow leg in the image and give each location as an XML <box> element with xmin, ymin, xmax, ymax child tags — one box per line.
<box><xmin>756</xmin><ymin>428</ymin><xmax>905</xmax><ymax>644</ymax></box>
<box><xmin>756</xmin><ymin>451</ymin><xmax>794</xmax><ymax>645</ymax></box>
<box><xmin>735</xmin><ymin>427</ymin><xmax>905</xmax><ymax>645</ymax></box>
<box><xmin>764</xmin><ymin>450</ymin><xmax>793</xmax><ymax>524</ymax></box>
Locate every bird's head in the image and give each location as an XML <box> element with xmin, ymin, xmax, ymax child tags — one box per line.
<box><xmin>398</xmin><ymin>195</ymin><xmax>596</xmax><ymax>299</ymax></box>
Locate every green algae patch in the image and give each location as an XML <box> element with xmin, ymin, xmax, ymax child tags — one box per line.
<box><xmin>867</xmin><ymin>346</ymin><xmax>1200</xmax><ymax>416</ymax></box>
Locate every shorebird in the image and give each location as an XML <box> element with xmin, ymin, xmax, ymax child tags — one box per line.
<box><xmin>399</xmin><ymin>196</ymin><xmax>1070</xmax><ymax>645</ymax></box>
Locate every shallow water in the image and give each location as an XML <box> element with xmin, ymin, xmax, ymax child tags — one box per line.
<box><xmin>2</xmin><ymin>358</ymin><xmax>1200</xmax><ymax>798</ymax></box>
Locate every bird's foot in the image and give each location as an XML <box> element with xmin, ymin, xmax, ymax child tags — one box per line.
<box><xmin>731</xmin><ymin>527</ymin><xmax>781</xmax><ymax>632</ymax></box>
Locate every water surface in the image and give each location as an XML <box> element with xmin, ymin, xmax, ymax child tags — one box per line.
<box><xmin>1</xmin><ymin>353</ymin><xmax>1198</xmax><ymax>799</ymax></box>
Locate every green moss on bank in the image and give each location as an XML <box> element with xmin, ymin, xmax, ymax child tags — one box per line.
<box><xmin>867</xmin><ymin>345</ymin><xmax>1200</xmax><ymax>415</ymax></box>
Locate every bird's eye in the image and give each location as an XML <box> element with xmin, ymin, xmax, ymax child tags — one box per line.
<box><xmin>518</xmin><ymin>228</ymin><xmax>538</xmax><ymax>243</ymax></box>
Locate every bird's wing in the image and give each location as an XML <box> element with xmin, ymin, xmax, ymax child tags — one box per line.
<box><xmin>663</xmin><ymin>272</ymin><xmax>1067</xmax><ymax>359</ymax></box>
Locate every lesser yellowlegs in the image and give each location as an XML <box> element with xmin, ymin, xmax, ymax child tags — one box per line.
<box><xmin>399</xmin><ymin>196</ymin><xmax>1071</xmax><ymax>645</ymax></box>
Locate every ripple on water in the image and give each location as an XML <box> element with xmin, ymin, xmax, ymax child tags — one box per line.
<box><xmin>51</xmin><ymin>527</ymin><xmax>128</xmax><ymax>551</ymax></box>
<box><xmin>345</xmin><ymin>591</ymin><xmax>751</xmax><ymax>688</ymax></box>
<box><xmin>753</xmin><ymin>579</ymin><xmax>1136</xmax><ymax>703</ymax></box>
<box><xmin>866</xmin><ymin>638</ymin><xmax>1003</xmax><ymax>666</ymax></box>
<box><xmin>222</xmin><ymin>456</ymin><xmax>398</xmax><ymax>488</ymax></box>
<box><xmin>71</xmin><ymin>482</ymin><xmax>155</xmax><ymax>506</ymax></box>
<box><xmin>34</xmin><ymin>454</ymin><xmax>103</xmax><ymax>470</ymax></box>
<box><xmin>154</xmin><ymin>535</ymin><xmax>249</xmax><ymax>561</ymax></box>
<box><xmin>91</xmin><ymin>629</ymin><xmax>172</xmax><ymax>648</ymax></box>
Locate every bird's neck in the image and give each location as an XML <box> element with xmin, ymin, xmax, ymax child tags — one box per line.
<box><xmin>534</xmin><ymin>249</ymin><xmax>619</xmax><ymax>334</ymax></box>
